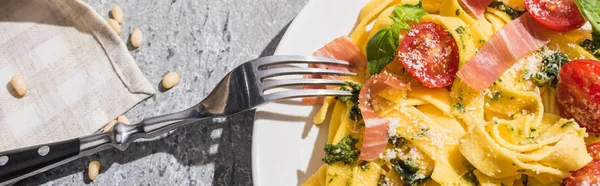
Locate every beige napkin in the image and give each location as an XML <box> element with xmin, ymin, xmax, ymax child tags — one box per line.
<box><xmin>0</xmin><ymin>0</ymin><xmax>155</xmax><ymax>151</ymax></box>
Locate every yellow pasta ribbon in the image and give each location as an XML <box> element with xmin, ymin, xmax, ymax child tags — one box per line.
<box><xmin>325</xmin><ymin>162</ymin><xmax>382</xmax><ymax>186</ymax></box>
<box><xmin>485</xmin><ymin>7</ymin><xmax>512</xmax><ymax>23</ymax></box>
<box><xmin>328</xmin><ymin>101</ymin><xmax>345</xmax><ymax>143</ymax></box>
<box><xmin>473</xmin><ymin>170</ymin><xmax>516</xmax><ymax>186</ymax></box>
<box><xmin>421</xmin><ymin>14</ymin><xmax>483</xmax><ymax>131</ymax></box>
<box><xmin>422</xmin><ymin>0</ymin><xmax>442</xmax><ymax>13</ymax></box>
<box><xmin>497</xmin><ymin>0</ymin><xmax>526</xmax><ymax>11</ymax></box>
<box><xmin>350</xmin><ymin>0</ymin><xmax>400</xmax><ymax>50</ymax></box>
<box><xmin>385</xmin><ymin>106</ymin><xmax>471</xmax><ymax>185</ymax></box>
<box><xmin>307</xmin><ymin>0</ymin><xmax>598</xmax><ymax>185</ymax></box>
<box><xmin>540</xmin><ymin>87</ymin><xmax>559</xmax><ymax>115</ymax></box>
<box><xmin>484</xmin><ymin>12</ymin><xmax>506</xmax><ymax>32</ymax></box>
<box><xmin>439</xmin><ymin>0</ymin><xmax>494</xmax><ymax>48</ymax></box>
<box><xmin>332</xmin><ymin>106</ymin><xmax>354</xmax><ymax>144</ymax></box>
<box><xmin>460</xmin><ymin>115</ymin><xmax>590</xmax><ymax>184</ymax></box>
<box><xmin>361</xmin><ymin>6</ymin><xmax>398</xmax><ymax>54</ymax></box>
<box><xmin>302</xmin><ymin>165</ymin><xmax>328</xmax><ymax>186</ymax></box>
<box><xmin>546</xmin><ymin>32</ymin><xmax>596</xmax><ymax>60</ymax></box>
<box><xmin>460</xmin><ymin>54</ymin><xmax>592</xmax><ymax>184</ymax></box>
<box><xmin>563</xmin><ymin>28</ymin><xmax>592</xmax><ymax>43</ymax></box>
<box><xmin>314</xmin><ymin>96</ymin><xmax>336</xmax><ymax>124</ymax></box>
<box><xmin>407</xmin><ymin>85</ymin><xmax>453</xmax><ymax>115</ymax></box>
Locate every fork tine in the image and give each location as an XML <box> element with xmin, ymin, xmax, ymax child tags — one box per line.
<box><xmin>261</xmin><ymin>79</ymin><xmax>346</xmax><ymax>91</ymax></box>
<box><xmin>260</xmin><ymin>68</ymin><xmax>357</xmax><ymax>79</ymax></box>
<box><xmin>263</xmin><ymin>89</ymin><xmax>352</xmax><ymax>101</ymax></box>
<box><xmin>253</xmin><ymin>55</ymin><xmax>351</xmax><ymax>69</ymax></box>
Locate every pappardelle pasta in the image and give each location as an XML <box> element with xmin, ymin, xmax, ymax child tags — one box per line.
<box><xmin>301</xmin><ymin>0</ymin><xmax>600</xmax><ymax>185</ymax></box>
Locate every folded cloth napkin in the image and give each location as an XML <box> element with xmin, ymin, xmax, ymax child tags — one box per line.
<box><xmin>0</xmin><ymin>0</ymin><xmax>155</xmax><ymax>151</ymax></box>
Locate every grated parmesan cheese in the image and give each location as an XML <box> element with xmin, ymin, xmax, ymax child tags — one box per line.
<box><xmin>388</xmin><ymin>119</ymin><xmax>400</xmax><ymax>137</ymax></box>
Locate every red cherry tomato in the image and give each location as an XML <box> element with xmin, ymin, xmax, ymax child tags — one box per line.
<box><xmin>524</xmin><ymin>0</ymin><xmax>585</xmax><ymax>32</ymax></box>
<box><xmin>563</xmin><ymin>142</ymin><xmax>600</xmax><ymax>186</ymax></box>
<box><xmin>397</xmin><ymin>22</ymin><xmax>459</xmax><ymax>88</ymax></box>
<box><xmin>564</xmin><ymin>160</ymin><xmax>600</xmax><ymax>186</ymax></box>
<box><xmin>557</xmin><ymin>59</ymin><xmax>600</xmax><ymax>133</ymax></box>
<box><xmin>588</xmin><ymin>142</ymin><xmax>600</xmax><ymax>160</ymax></box>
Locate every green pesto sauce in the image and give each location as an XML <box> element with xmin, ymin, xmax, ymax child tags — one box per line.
<box><xmin>322</xmin><ymin>136</ymin><xmax>360</xmax><ymax>164</ymax></box>
<box><xmin>488</xmin><ymin>1</ymin><xmax>525</xmax><ymax>20</ymax></box>
<box><xmin>561</xmin><ymin>121</ymin><xmax>575</xmax><ymax>128</ymax></box>
<box><xmin>453</xmin><ymin>103</ymin><xmax>465</xmax><ymax>113</ymax></box>
<box><xmin>455</xmin><ymin>26</ymin><xmax>466</xmax><ymax>35</ymax></box>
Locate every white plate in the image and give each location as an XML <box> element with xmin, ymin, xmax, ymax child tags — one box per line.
<box><xmin>252</xmin><ymin>0</ymin><xmax>369</xmax><ymax>185</ymax></box>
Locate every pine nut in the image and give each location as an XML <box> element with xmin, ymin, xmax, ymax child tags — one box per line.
<box><xmin>162</xmin><ymin>72</ymin><xmax>180</xmax><ymax>89</ymax></box>
<box><xmin>111</xmin><ymin>5</ymin><xmax>123</xmax><ymax>24</ymax></box>
<box><xmin>103</xmin><ymin>120</ymin><xmax>117</xmax><ymax>132</ymax></box>
<box><xmin>108</xmin><ymin>19</ymin><xmax>121</xmax><ymax>35</ymax></box>
<box><xmin>130</xmin><ymin>28</ymin><xmax>143</xmax><ymax>48</ymax></box>
<box><xmin>88</xmin><ymin>160</ymin><xmax>100</xmax><ymax>180</ymax></box>
<box><xmin>10</xmin><ymin>75</ymin><xmax>26</xmax><ymax>97</ymax></box>
<box><xmin>117</xmin><ymin>115</ymin><xmax>130</xmax><ymax>124</ymax></box>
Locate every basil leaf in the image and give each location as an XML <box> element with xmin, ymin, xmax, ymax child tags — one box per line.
<box><xmin>366</xmin><ymin>23</ymin><xmax>402</xmax><ymax>75</ymax></box>
<box><xmin>575</xmin><ymin>0</ymin><xmax>600</xmax><ymax>35</ymax></box>
<box><xmin>365</xmin><ymin>5</ymin><xmax>427</xmax><ymax>75</ymax></box>
<box><xmin>368</xmin><ymin>56</ymin><xmax>395</xmax><ymax>75</ymax></box>
<box><xmin>391</xmin><ymin>5</ymin><xmax>428</xmax><ymax>24</ymax></box>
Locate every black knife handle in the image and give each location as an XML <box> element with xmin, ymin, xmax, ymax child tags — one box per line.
<box><xmin>0</xmin><ymin>138</ymin><xmax>80</xmax><ymax>182</ymax></box>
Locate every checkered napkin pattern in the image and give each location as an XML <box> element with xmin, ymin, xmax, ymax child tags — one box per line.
<box><xmin>0</xmin><ymin>0</ymin><xmax>155</xmax><ymax>151</ymax></box>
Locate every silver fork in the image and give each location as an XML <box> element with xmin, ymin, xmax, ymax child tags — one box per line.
<box><xmin>0</xmin><ymin>55</ymin><xmax>356</xmax><ymax>185</ymax></box>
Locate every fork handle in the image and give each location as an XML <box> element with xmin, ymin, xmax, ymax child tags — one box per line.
<box><xmin>0</xmin><ymin>106</ymin><xmax>215</xmax><ymax>185</ymax></box>
<box><xmin>139</xmin><ymin>107</ymin><xmax>207</xmax><ymax>137</ymax></box>
<box><xmin>0</xmin><ymin>138</ymin><xmax>80</xmax><ymax>183</ymax></box>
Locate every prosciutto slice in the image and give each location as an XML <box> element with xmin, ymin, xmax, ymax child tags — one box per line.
<box><xmin>456</xmin><ymin>13</ymin><xmax>549</xmax><ymax>91</ymax></box>
<box><xmin>459</xmin><ymin>0</ymin><xmax>493</xmax><ymax>18</ymax></box>
<box><xmin>358</xmin><ymin>72</ymin><xmax>409</xmax><ymax>160</ymax></box>
<box><xmin>302</xmin><ymin>36</ymin><xmax>367</xmax><ymax>104</ymax></box>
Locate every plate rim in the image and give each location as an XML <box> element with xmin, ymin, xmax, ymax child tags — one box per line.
<box><xmin>250</xmin><ymin>0</ymin><xmax>366</xmax><ymax>185</ymax></box>
<box><xmin>250</xmin><ymin>0</ymin><xmax>319</xmax><ymax>185</ymax></box>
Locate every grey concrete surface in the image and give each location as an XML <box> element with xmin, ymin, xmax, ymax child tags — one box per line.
<box><xmin>17</xmin><ymin>0</ymin><xmax>308</xmax><ymax>185</ymax></box>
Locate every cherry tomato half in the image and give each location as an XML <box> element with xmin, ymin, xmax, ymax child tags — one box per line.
<box><xmin>563</xmin><ymin>142</ymin><xmax>600</xmax><ymax>186</ymax></box>
<box><xmin>557</xmin><ymin>59</ymin><xmax>600</xmax><ymax>133</ymax></box>
<box><xmin>524</xmin><ymin>0</ymin><xmax>585</xmax><ymax>32</ymax></box>
<box><xmin>564</xmin><ymin>160</ymin><xmax>600</xmax><ymax>186</ymax></box>
<box><xmin>397</xmin><ymin>22</ymin><xmax>459</xmax><ymax>88</ymax></box>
